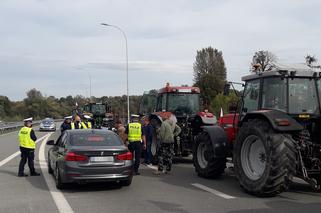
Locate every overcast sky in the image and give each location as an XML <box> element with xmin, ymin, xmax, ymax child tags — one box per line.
<box><xmin>1</xmin><ymin>0</ymin><xmax>320</xmax><ymax>100</ymax></box>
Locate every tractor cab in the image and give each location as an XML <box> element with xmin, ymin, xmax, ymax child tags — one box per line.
<box><xmin>242</xmin><ymin>69</ymin><xmax>321</xmax><ymax>116</ymax></box>
<box><xmin>156</xmin><ymin>84</ymin><xmax>201</xmax><ymax>117</ymax></box>
<box><xmin>140</xmin><ymin>83</ymin><xmax>201</xmax><ymax>118</ymax></box>
<box><xmin>82</xmin><ymin>102</ymin><xmax>111</xmax><ymax>128</ymax></box>
<box><xmin>241</xmin><ymin>68</ymin><xmax>321</xmax><ymax>144</ymax></box>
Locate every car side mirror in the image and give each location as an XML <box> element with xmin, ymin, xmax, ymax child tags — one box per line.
<box><xmin>46</xmin><ymin>140</ymin><xmax>55</xmax><ymax>145</ymax></box>
<box><xmin>223</xmin><ymin>83</ymin><xmax>230</xmax><ymax>96</ymax></box>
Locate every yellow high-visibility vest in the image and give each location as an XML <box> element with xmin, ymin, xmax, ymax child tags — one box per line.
<box><xmin>128</xmin><ymin>122</ymin><xmax>142</xmax><ymax>142</ymax></box>
<box><xmin>71</xmin><ymin>122</ymin><xmax>82</xmax><ymax>129</ymax></box>
<box><xmin>81</xmin><ymin>122</ymin><xmax>87</xmax><ymax>129</ymax></box>
<box><xmin>87</xmin><ymin>122</ymin><xmax>92</xmax><ymax>129</ymax></box>
<box><xmin>19</xmin><ymin>127</ymin><xmax>36</xmax><ymax>149</ymax></box>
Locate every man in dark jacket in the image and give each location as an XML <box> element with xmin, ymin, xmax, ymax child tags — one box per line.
<box><xmin>142</xmin><ymin>116</ymin><xmax>153</xmax><ymax>165</ymax></box>
<box><xmin>60</xmin><ymin>116</ymin><xmax>72</xmax><ymax>133</ymax></box>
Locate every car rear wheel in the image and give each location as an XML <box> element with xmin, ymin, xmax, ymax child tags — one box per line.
<box><xmin>55</xmin><ymin>166</ymin><xmax>65</xmax><ymax>190</ymax></box>
<box><xmin>47</xmin><ymin>155</ymin><xmax>53</xmax><ymax>174</ymax></box>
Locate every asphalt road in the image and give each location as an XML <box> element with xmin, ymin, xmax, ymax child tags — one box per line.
<box><xmin>0</xmin><ymin>124</ymin><xmax>320</xmax><ymax>213</ymax></box>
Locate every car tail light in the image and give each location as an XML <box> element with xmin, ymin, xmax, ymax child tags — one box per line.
<box><xmin>116</xmin><ymin>152</ymin><xmax>133</xmax><ymax>160</ymax></box>
<box><xmin>65</xmin><ymin>152</ymin><xmax>88</xmax><ymax>161</ymax></box>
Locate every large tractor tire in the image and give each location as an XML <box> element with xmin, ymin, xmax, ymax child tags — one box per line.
<box><xmin>193</xmin><ymin>132</ymin><xmax>226</xmax><ymax>178</ymax></box>
<box><xmin>234</xmin><ymin>119</ymin><xmax>296</xmax><ymax>197</ymax></box>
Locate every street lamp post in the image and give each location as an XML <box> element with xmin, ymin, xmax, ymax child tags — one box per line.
<box><xmin>101</xmin><ymin>23</ymin><xmax>130</xmax><ymax>124</ymax></box>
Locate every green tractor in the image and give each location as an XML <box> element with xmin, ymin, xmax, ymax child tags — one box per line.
<box><xmin>82</xmin><ymin>102</ymin><xmax>112</xmax><ymax>129</ymax></box>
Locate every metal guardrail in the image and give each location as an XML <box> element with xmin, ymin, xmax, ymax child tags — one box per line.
<box><xmin>0</xmin><ymin>120</ymin><xmax>43</xmax><ymax>135</ymax></box>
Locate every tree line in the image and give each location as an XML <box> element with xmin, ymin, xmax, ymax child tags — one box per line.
<box><xmin>0</xmin><ymin>89</ymin><xmax>142</xmax><ymax>122</ymax></box>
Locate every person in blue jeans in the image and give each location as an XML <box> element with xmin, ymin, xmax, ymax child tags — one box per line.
<box><xmin>142</xmin><ymin>116</ymin><xmax>154</xmax><ymax>165</ymax></box>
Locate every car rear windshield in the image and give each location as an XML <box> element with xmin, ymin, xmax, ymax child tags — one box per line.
<box><xmin>70</xmin><ymin>132</ymin><xmax>123</xmax><ymax>146</ymax></box>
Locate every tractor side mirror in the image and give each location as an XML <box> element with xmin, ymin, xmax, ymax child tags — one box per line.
<box><xmin>46</xmin><ymin>140</ymin><xmax>55</xmax><ymax>145</ymax></box>
<box><xmin>223</xmin><ymin>83</ymin><xmax>230</xmax><ymax>96</ymax></box>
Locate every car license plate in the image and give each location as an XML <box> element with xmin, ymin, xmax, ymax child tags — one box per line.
<box><xmin>90</xmin><ymin>156</ymin><xmax>114</xmax><ymax>162</ymax></box>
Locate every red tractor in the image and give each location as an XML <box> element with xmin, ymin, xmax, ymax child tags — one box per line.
<box><xmin>140</xmin><ymin>83</ymin><xmax>217</xmax><ymax>163</ymax></box>
<box><xmin>193</xmin><ymin>67</ymin><xmax>321</xmax><ymax>196</ymax></box>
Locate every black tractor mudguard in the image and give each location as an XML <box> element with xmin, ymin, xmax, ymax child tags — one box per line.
<box><xmin>202</xmin><ymin>126</ymin><xmax>228</xmax><ymax>158</ymax></box>
<box><xmin>242</xmin><ymin>110</ymin><xmax>303</xmax><ymax>132</ymax></box>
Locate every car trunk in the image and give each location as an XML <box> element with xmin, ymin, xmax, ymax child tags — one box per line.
<box><xmin>68</xmin><ymin>146</ymin><xmax>129</xmax><ymax>167</ymax></box>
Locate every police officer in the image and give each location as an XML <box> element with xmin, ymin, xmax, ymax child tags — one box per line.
<box><xmin>82</xmin><ymin>115</ymin><xmax>92</xmax><ymax>129</ymax></box>
<box><xmin>71</xmin><ymin>114</ymin><xmax>83</xmax><ymax>129</ymax></box>
<box><xmin>60</xmin><ymin>116</ymin><xmax>72</xmax><ymax>133</ymax></box>
<box><xmin>18</xmin><ymin>117</ymin><xmax>40</xmax><ymax>177</ymax></box>
<box><xmin>126</xmin><ymin>114</ymin><xmax>144</xmax><ymax>175</ymax></box>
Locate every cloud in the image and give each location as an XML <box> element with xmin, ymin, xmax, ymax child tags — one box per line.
<box><xmin>1</xmin><ymin>0</ymin><xmax>321</xmax><ymax>100</ymax></box>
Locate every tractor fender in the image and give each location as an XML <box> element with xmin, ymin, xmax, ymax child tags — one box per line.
<box><xmin>202</xmin><ymin>126</ymin><xmax>228</xmax><ymax>158</ymax></box>
<box><xmin>241</xmin><ymin>110</ymin><xmax>303</xmax><ymax>132</ymax></box>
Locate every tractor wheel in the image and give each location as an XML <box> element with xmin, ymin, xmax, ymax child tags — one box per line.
<box><xmin>193</xmin><ymin>132</ymin><xmax>226</xmax><ymax>178</ymax></box>
<box><xmin>234</xmin><ymin>119</ymin><xmax>296</xmax><ymax>197</ymax></box>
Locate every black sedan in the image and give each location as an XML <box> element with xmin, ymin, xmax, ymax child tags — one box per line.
<box><xmin>46</xmin><ymin>129</ymin><xmax>133</xmax><ymax>189</ymax></box>
<box><xmin>39</xmin><ymin>118</ymin><xmax>56</xmax><ymax>131</ymax></box>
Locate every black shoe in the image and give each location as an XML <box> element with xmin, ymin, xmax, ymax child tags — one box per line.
<box><xmin>30</xmin><ymin>172</ymin><xmax>41</xmax><ymax>176</ymax></box>
<box><xmin>18</xmin><ymin>173</ymin><xmax>28</xmax><ymax>177</ymax></box>
<box><xmin>134</xmin><ymin>172</ymin><xmax>140</xmax><ymax>176</ymax></box>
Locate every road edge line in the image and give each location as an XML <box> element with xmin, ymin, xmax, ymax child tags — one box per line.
<box><xmin>191</xmin><ymin>183</ymin><xmax>236</xmax><ymax>199</ymax></box>
<box><xmin>38</xmin><ymin>133</ymin><xmax>74</xmax><ymax>213</ymax></box>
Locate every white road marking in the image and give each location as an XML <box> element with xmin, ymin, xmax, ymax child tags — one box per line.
<box><xmin>146</xmin><ymin>164</ymin><xmax>158</xmax><ymax>170</ymax></box>
<box><xmin>39</xmin><ymin>133</ymin><xmax>74</xmax><ymax>213</ymax></box>
<box><xmin>191</xmin><ymin>183</ymin><xmax>235</xmax><ymax>199</ymax></box>
<box><xmin>0</xmin><ymin>133</ymin><xmax>51</xmax><ymax>167</ymax></box>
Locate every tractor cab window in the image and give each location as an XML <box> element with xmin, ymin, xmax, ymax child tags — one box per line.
<box><xmin>139</xmin><ymin>91</ymin><xmax>157</xmax><ymax>114</ymax></box>
<box><xmin>242</xmin><ymin>79</ymin><xmax>260</xmax><ymax>112</ymax></box>
<box><xmin>91</xmin><ymin>104</ymin><xmax>106</xmax><ymax>114</ymax></box>
<box><xmin>83</xmin><ymin>105</ymin><xmax>90</xmax><ymax>112</ymax></box>
<box><xmin>317</xmin><ymin>79</ymin><xmax>321</xmax><ymax>108</ymax></box>
<box><xmin>167</xmin><ymin>93</ymin><xmax>200</xmax><ymax>115</ymax></box>
<box><xmin>289</xmin><ymin>78</ymin><xmax>319</xmax><ymax>114</ymax></box>
<box><xmin>156</xmin><ymin>94</ymin><xmax>167</xmax><ymax>112</ymax></box>
<box><xmin>262</xmin><ymin>77</ymin><xmax>287</xmax><ymax>112</ymax></box>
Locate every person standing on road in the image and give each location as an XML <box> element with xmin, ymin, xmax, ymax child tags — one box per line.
<box><xmin>170</xmin><ymin>117</ymin><xmax>181</xmax><ymax>156</ymax></box>
<box><xmin>18</xmin><ymin>117</ymin><xmax>40</xmax><ymax>177</ymax></box>
<box><xmin>60</xmin><ymin>116</ymin><xmax>72</xmax><ymax>133</ymax></box>
<box><xmin>126</xmin><ymin>114</ymin><xmax>145</xmax><ymax>175</ymax></box>
<box><xmin>71</xmin><ymin>114</ymin><xmax>83</xmax><ymax>129</ymax></box>
<box><xmin>82</xmin><ymin>115</ymin><xmax>92</xmax><ymax>129</ymax></box>
<box><xmin>142</xmin><ymin>116</ymin><xmax>153</xmax><ymax>165</ymax></box>
<box><xmin>154</xmin><ymin>113</ymin><xmax>177</xmax><ymax>175</ymax></box>
<box><xmin>115</xmin><ymin>119</ymin><xmax>127</xmax><ymax>145</ymax></box>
